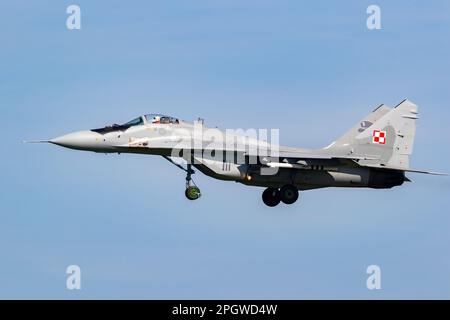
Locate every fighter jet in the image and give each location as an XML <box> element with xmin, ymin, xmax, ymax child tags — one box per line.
<box><xmin>26</xmin><ymin>99</ymin><xmax>446</xmax><ymax>207</ymax></box>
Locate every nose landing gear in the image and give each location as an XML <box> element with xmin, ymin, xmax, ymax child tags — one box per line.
<box><xmin>185</xmin><ymin>164</ymin><xmax>201</xmax><ymax>201</ymax></box>
<box><xmin>163</xmin><ymin>156</ymin><xmax>201</xmax><ymax>201</ymax></box>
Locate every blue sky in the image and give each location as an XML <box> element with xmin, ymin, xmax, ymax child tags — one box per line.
<box><xmin>1</xmin><ymin>0</ymin><xmax>450</xmax><ymax>299</ymax></box>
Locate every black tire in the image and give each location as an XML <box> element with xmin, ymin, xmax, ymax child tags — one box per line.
<box><xmin>280</xmin><ymin>184</ymin><xmax>299</xmax><ymax>204</ymax></box>
<box><xmin>185</xmin><ymin>186</ymin><xmax>201</xmax><ymax>200</ymax></box>
<box><xmin>262</xmin><ymin>188</ymin><xmax>281</xmax><ymax>207</ymax></box>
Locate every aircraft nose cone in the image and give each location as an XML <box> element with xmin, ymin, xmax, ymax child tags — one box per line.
<box><xmin>51</xmin><ymin>131</ymin><xmax>101</xmax><ymax>150</ymax></box>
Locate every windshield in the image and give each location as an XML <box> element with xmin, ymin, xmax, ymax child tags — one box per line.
<box><xmin>145</xmin><ymin>114</ymin><xmax>179</xmax><ymax>124</ymax></box>
<box><xmin>122</xmin><ymin>117</ymin><xmax>144</xmax><ymax>127</ymax></box>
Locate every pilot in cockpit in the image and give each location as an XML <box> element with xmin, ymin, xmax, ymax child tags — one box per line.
<box><xmin>152</xmin><ymin>116</ymin><xmax>161</xmax><ymax>124</ymax></box>
<box><xmin>146</xmin><ymin>114</ymin><xmax>180</xmax><ymax>125</ymax></box>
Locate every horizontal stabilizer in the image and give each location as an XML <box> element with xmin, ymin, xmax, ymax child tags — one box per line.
<box><xmin>361</xmin><ymin>164</ymin><xmax>448</xmax><ymax>176</ymax></box>
<box><xmin>399</xmin><ymin>168</ymin><xmax>447</xmax><ymax>176</ymax></box>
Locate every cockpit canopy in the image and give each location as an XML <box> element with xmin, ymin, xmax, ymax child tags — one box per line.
<box><xmin>91</xmin><ymin>114</ymin><xmax>181</xmax><ymax>134</ymax></box>
<box><xmin>145</xmin><ymin>114</ymin><xmax>179</xmax><ymax>124</ymax></box>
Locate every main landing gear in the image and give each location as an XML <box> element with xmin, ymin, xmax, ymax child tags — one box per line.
<box><xmin>163</xmin><ymin>156</ymin><xmax>201</xmax><ymax>201</ymax></box>
<box><xmin>262</xmin><ymin>184</ymin><xmax>299</xmax><ymax>207</ymax></box>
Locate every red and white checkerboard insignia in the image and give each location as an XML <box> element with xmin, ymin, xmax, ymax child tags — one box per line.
<box><xmin>372</xmin><ymin>130</ymin><xmax>387</xmax><ymax>145</ymax></box>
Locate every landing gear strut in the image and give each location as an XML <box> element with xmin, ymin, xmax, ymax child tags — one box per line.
<box><xmin>163</xmin><ymin>157</ymin><xmax>201</xmax><ymax>201</ymax></box>
<box><xmin>185</xmin><ymin>164</ymin><xmax>201</xmax><ymax>201</ymax></box>
<box><xmin>262</xmin><ymin>185</ymin><xmax>299</xmax><ymax>207</ymax></box>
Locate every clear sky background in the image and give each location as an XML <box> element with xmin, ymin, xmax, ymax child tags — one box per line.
<box><xmin>1</xmin><ymin>0</ymin><xmax>450</xmax><ymax>299</ymax></box>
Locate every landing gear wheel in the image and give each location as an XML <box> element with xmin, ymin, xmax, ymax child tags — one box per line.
<box><xmin>262</xmin><ymin>188</ymin><xmax>281</xmax><ymax>207</ymax></box>
<box><xmin>185</xmin><ymin>186</ymin><xmax>201</xmax><ymax>200</ymax></box>
<box><xmin>280</xmin><ymin>184</ymin><xmax>299</xmax><ymax>204</ymax></box>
